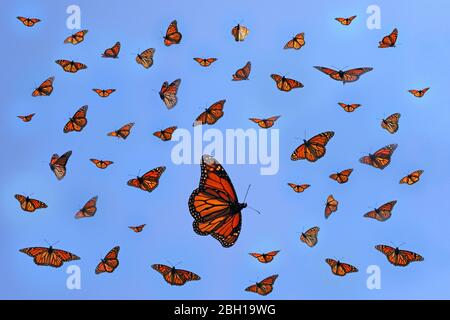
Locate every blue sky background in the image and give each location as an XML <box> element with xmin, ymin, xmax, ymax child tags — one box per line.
<box><xmin>1</xmin><ymin>0</ymin><xmax>450</xmax><ymax>299</ymax></box>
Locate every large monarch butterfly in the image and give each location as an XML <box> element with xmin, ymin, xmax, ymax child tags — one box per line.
<box><xmin>381</xmin><ymin>113</ymin><xmax>401</xmax><ymax>134</ymax></box>
<box><xmin>129</xmin><ymin>224</ymin><xmax>146</xmax><ymax>233</ymax></box>
<box><xmin>271</xmin><ymin>74</ymin><xmax>303</xmax><ymax>91</ymax></box>
<box><xmin>325</xmin><ymin>195</ymin><xmax>338</xmax><ymax>219</ymax></box>
<box><xmin>283</xmin><ymin>33</ymin><xmax>305</xmax><ymax>50</ymax></box>
<box><xmin>127</xmin><ymin>166</ymin><xmax>166</xmax><ymax>192</ymax></box>
<box><xmin>15</xmin><ymin>194</ymin><xmax>47</xmax><ymax>212</ymax></box>
<box><xmin>136</xmin><ymin>48</ymin><xmax>155</xmax><ymax>69</ymax></box>
<box><xmin>153</xmin><ymin>126</ymin><xmax>177</xmax><ymax>141</ymax></box>
<box><xmin>314</xmin><ymin>66</ymin><xmax>373</xmax><ymax>84</ymax></box>
<box><xmin>164</xmin><ymin>20</ymin><xmax>182</xmax><ymax>46</ymax></box>
<box><xmin>90</xmin><ymin>159</ymin><xmax>114</xmax><ymax>169</ymax></box>
<box><xmin>20</xmin><ymin>246</ymin><xmax>80</xmax><ymax>268</ymax></box>
<box><xmin>102</xmin><ymin>42</ymin><xmax>120</xmax><ymax>58</ymax></box>
<box><xmin>408</xmin><ymin>87</ymin><xmax>430</xmax><ymax>98</ymax></box>
<box><xmin>159</xmin><ymin>79</ymin><xmax>181</xmax><ymax>109</ymax></box>
<box><xmin>359</xmin><ymin>144</ymin><xmax>398</xmax><ymax>170</ymax></box>
<box><xmin>325</xmin><ymin>259</ymin><xmax>358</xmax><ymax>276</ymax></box>
<box><xmin>300</xmin><ymin>226</ymin><xmax>319</xmax><ymax>247</ymax></box>
<box><xmin>287</xmin><ymin>183</ymin><xmax>310</xmax><ymax>193</ymax></box>
<box><xmin>193</xmin><ymin>57</ymin><xmax>217</xmax><ymax>67</ymax></box>
<box><xmin>249</xmin><ymin>250</ymin><xmax>280</xmax><ymax>264</ymax></box>
<box><xmin>64</xmin><ymin>29</ymin><xmax>88</xmax><ymax>45</ymax></box>
<box><xmin>245</xmin><ymin>275</ymin><xmax>278</xmax><ymax>296</ymax></box>
<box><xmin>151</xmin><ymin>264</ymin><xmax>200</xmax><ymax>286</ymax></box>
<box><xmin>64</xmin><ymin>105</ymin><xmax>88</xmax><ymax>133</ymax></box>
<box><xmin>378</xmin><ymin>28</ymin><xmax>398</xmax><ymax>48</ymax></box>
<box><xmin>291</xmin><ymin>131</ymin><xmax>335</xmax><ymax>162</ymax></box>
<box><xmin>400</xmin><ymin>170</ymin><xmax>424</xmax><ymax>185</ymax></box>
<box><xmin>17</xmin><ymin>113</ymin><xmax>35</xmax><ymax>122</ymax></box>
<box><xmin>189</xmin><ymin>155</ymin><xmax>247</xmax><ymax>248</ymax></box>
<box><xmin>92</xmin><ymin>88</ymin><xmax>116</xmax><ymax>98</ymax></box>
<box><xmin>329</xmin><ymin>169</ymin><xmax>353</xmax><ymax>184</ymax></box>
<box><xmin>249</xmin><ymin>116</ymin><xmax>280</xmax><ymax>129</ymax></box>
<box><xmin>364</xmin><ymin>200</ymin><xmax>397</xmax><ymax>222</ymax></box>
<box><xmin>32</xmin><ymin>76</ymin><xmax>54</xmax><ymax>96</ymax></box>
<box><xmin>49</xmin><ymin>150</ymin><xmax>72</xmax><ymax>180</ymax></box>
<box><xmin>193</xmin><ymin>100</ymin><xmax>225</xmax><ymax>126</ymax></box>
<box><xmin>55</xmin><ymin>60</ymin><xmax>87</xmax><ymax>73</ymax></box>
<box><xmin>232</xmin><ymin>61</ymin><xmax>251</xmax><ymax>81</ymax></box>
<box><xmin>17</xmin><ymin>16</ymin><xmax>40</xmax><ymax>27</ymax></box>
<box><xmin>74</xmin><ymin>196</ymin><xmax>98</xmax><ymax>219</ymax></box>
<box><xmin>338</xmin><ymin>102</ymin><xmax>361</xmax><ymax>112</ymax></box>
<box><xmin>107</xmin><ymin>122</ymin><xmax>134</xmax><ymax>139</ymax></box>
<box><xmin>95</xmin><ymin>246</ymin><xmax>120</xmax><ymax>274</ymax></box>
<box><xmin>375</xmin><ymin>245</ymin><xmax>424</xmax><ymax>267</ymax></box>
<box><xmin>231</xmin><ymin>24</ymin><xmax>249</xmax><ymax>41</ymax></box>
<box><xmin>335</xmin><ymin>15</ymin><xmax>357</xmax><ymax>25</ymax></box>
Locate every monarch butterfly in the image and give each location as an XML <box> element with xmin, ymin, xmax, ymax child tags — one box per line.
<box><xmin>159</xmin><ymin>79</ymin><xmax>181</xmax><ymax>109</ymax></box>
<box><xmin>64</xmin><ymin>29</ymin><xmax>88</xmax><ymax>45</ymax></box>
<box><xmin>249</xmin><ymin>251</ymin><xmax>280</xmax><ymax>263</ymax></box>
<box><xmin>232</xmin><ymin>61</ymin><xmax>251</xmax><ymax>81</ymax></box>
<box><xmin>291</xmin><ymin>131</ymin><xmax>334</xmax><ymax>162</ymax></box>
<box><xmin>380</xmin><ymin>113</ymin><xmax>401</xmax><ymax>134</ymax></box>
<box><xmin>408</xmin><ymin>87</ymin><xmax>430</xmax><ymax>98</ymax></box>
<box><xmin>287</xmin><ymin>183</ymin><xmax>310</xmax><ymax>193</ymax></box>
<box><xmin>64</xmin><ymin>105</ymin><xmax>88</xmax><ymax>133</ymax></box>
<box><xmin>335</xmin><ymin>15</ymin><xmax>357</xmax><ymax>25</ymax></box>
<box><xmin>17</xmin><ymin>113</ymin><xmax>35</xmax><ymax>122</ymax></box>
<box><xmin>193</xmin><ymin>100</ymin><xmax>225</xmax><ymax>126</ymax></box>
<box><xmin>271</xmin><ymin>74</ymin><xmax>303</xmax><ymax>91</ymax></box>
<box><xmin>364</xmin><ymin>200</ymin><xmax>397</xmax><ymax>222</ymax></box>
<box><xmin>55</xmin><ymin>60</ymin><xmax>87</xmax><ymax>73</ymax></box>
<box><xmin>90</xmin><ymin>159</ymin><xmax>114</xmax><ymax>169</ymax></box>
<box><xmin>193</xmin><ymin>57</ymin><xmax>217</xmax><ymax>67</ymax></box>
<box><xmin>245</xmin><ymin>275</ymin><xmax>278</xmax><ymax>296</ymax></box>
<box><xmin>20</xmin><ymin>246</ymin><xmax>80</xmax><ymax>268</ymax></box>
<box><xmin>329</xmin><ymin>169</ymin><xmax>353</xmax><ymax>184</ymax></box>
<box><xmin>32</xmin><ymin>76</ymin><xmax>54</xmax><ymax>96</ymax></box>
<box><xmin>129</xmin><ymin>224</ymin><xmax>146</xmax><ymax>233</ymax></box>
<box><xmin>102</xmin><ymin>42</ymin><xmax>120</xmax><ymax>58</ymax></box>
<box><xmin>163</xmin><ymin>20</ymin><xmax>182</xmax><ymax>46</ymax></box>
<box><xmin>359</xmin><ymin>144</ymin><xmax>398</xmax><ymax>170</ymax></box>
<box><xmin>151</xmin><ymin>264</ymin><xmax>200</xmax><ymax>286</ymax></box>
<box><xmin>231</xmin><ymin>24</ymin><xmax>249</xmax><ymax>41</ymax></box>
<box><xmin>325</xmin><ymin>195</ymin><xmax>338</xmax><ymax>219</ymax></box>
<box><xmin>189</xmin><ymin>155</ymin><xmax>247</xmax><ymax>248</ymax></box>
<box><xmin>300</xmin><ymin>226</ymin><xmax>319</xmax><ymax>247</ymax></box>
<box><xmin>326</xmin><ymin>259</ymin><xmax>358</xmax><ymax>276</ymax></box>
<box><xmin>378</xmin><ymin>28</ymin><xmax>398</xmax><ymax>48</ymax></box>
<box><xmin>49</xmin><ymin>150</ymin><xmax>72</xmax><ymax>180</ymax></box>
<box><xmin>153</xmin><ymin>126</ymin><xmax>177</xmax><ymax>141</ymax></box>
<box><xmin>375</xmin><ymin>245</ymin><xmax>424</xmax><ymax>267</ymax></box>
<box><xmin>127</xmin><ymin>166</ymin><xmax>166</xmax><ymax>192</ymax></box>
<box><xmin>249</xmin><ymin>116</ymin><xmax>281</xmax><ymax>128</ymax></box>
<box><xmin>74</xmin><ymin>196</ymin><xmax>98</xmax><ymax>219</ymax></box>
<box><xmin>95</xmin><ymin>246</ymin><xmax>120</xmax><ymax>274</ymax></box>
<box><xmin>136</xmin><ymin>48</ymin><xmax>155</xmax><ymax>69</ymax></box>
<box><xmin>107</xmin><ymin>122</ymin><xmax>134</xmax><ymax>139</ymax></box>
<box><xmin>92</xmin><ymin>88</ymin><xmax>116</xmax><ymax>97</ymax></box>
<box><xmin>400</xmin><ymin>170</ymin><xmax>424</xmax><ymax>185</ymax></box>
<box><xmin>283</xmin><ymin>33</ymin><xmax>305</xmax><ymax>50</ymax></box>
<box><xmin>17</xmin><ymin>16</ymin><xmax>40</xmax><ymax>27</ymax></box>
<box><xmin>338</xmin><ymin>102</ymin><xmax>361</xmax><ymax>112</ymax></box>
<box><xmin>15</xmin><ymin>194</ymin><xmax>47</xmax><ymax>212</ymax></box>
<box><xmin>314</xmin><ymin>66</ymin><xmax>373</xmax><ymax>84</ymax></box>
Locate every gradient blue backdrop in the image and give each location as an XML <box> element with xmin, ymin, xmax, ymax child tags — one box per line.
<box><xmin>2</xmin><ymin>0</ymin><xmax>449</xmax><ymax>299</ymax></box>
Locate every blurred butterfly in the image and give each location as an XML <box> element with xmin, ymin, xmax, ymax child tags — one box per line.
<box><xmin>189</xmin><ymin>154</ymin><xmax>247</xmax><ymax>247</ymax></box>
<box><xmin>364</xmin><ymin>200</ymin><xmax>397</xmax><ymax>222</ymax></box>
<box><xmin>127</xmin><ymin>166</ymin><xmax>166</xmax><ymax>192</ymax></box>
<box><xmin>95</xmin><ymin>246</ymin><xmax>120</xmax><ymax>274</ymax></box>
<box><xmin>17</xmin><ymin>16</ymin><xmax>40</xmax><ymax>27</ymax></box>
<box><xmin>153</xmin><ymin>126</ymin><xmax>177</xmax><ymax>141</ymax></box>
<box><xmin>249</xmin><ymin>116</ymin><xmax>280</xmax><ymax>129</ymax></box>
<box><xmin>17</xmin><ymin>113</ymin><xmax>35</xmax><ymax>122</ymax></box>
<box><xmin>325</xmin><ymin>195</ymin><xmax>338</xmax><ymax>219</ymax></box>
<box><xmin>375</xmin><ymin>245</ymin><xmax>424</xmax><ymax>267</ymax></box>
<box><xmin>231</xmin><ymin>24</ymin><xmax>249</xmax><ymax>41</ymax></box>
<box><xmin>92</xmin><ymin>88</ymin><xmax>116</xmax><ymax>98</ymax></box>
<box><xmin>64</xmin><ymin>105</ymin><xmax>88</xmax><ymax>133</ymax></box>
<box><xmin>232</xmin><ymin>61</ymin><xmax>251</xmax><ymax>81</ymax></box>
<box><xmin>359</xmin><ymin>144</ymin><xmax>398</xmax><ymax>170</ymax></box>
<box><xmin>32</xmin><ymin>76</ymin><xmax>54</xmax><ymax>96</ymax></box>
<box><xmin>193</xmin><ymin>100</ymin><xmax>225</xmax><ymax>126</ymax></box>
<box><xmin>338</xmin><ymin>102</ymin><xmax>361</xmax><ymax>112</ymax></box>
<box><xmin>284</xmin><ymin>33</ymin><xmax>305</xmax><ymax>50</ymax></box>
<box><xmin>151</xmin><ymin>264</ymin><xmax>200</xmax><ymax>286</ymax></box>
<box><xmin>335</xmin><ymin>15</ymin><xmax>357</xmax><ymax>25</ymax></box>
<box><xmin>245</xmin><ymin>275</ymin><xmax>278</xmax><ymax>296</ymax></box>
<box><xmin>102</xmin><ymin>41</ymin><xmax>120</xmax><ymax>58</ymax></box>
<box><xmin>136</xmin><ymin>48</ymin><xmax>155</xmax><ymax>69</ymax></box>
<box><xmin>249</xmin><ymin>251</ymin><xmax>280</xmax><ymax>263</ymax></box>
<box><xmin>326</xmin><ymin>259</ymin><xmax>358</xmax><ymax>276</ymax></box>
<box><xmin>287</xmin><ymin>183</ymin><xmax>310</xmax><ymax>193</ymax></box>
<box><xmin>129</xmin><ymin>224</ymin><xmax>146</xmax><ymax>233</ymax></box>
<box><xmin>193</xmin><ymin>57</ymin><xmax>217</xmax><ymax>67</ymax></box>
<box><xmin>75</xmin><ymin>196</ymin><xmax>98</xmax><ymax>219</ymax></box>
<box><xmin>379</xmin><ymin>28</ymin><xmax>398</xmax><ymax>48</ymax></box>
<box><xmin>64</xmin><ymin>29</ymin><xmax>88</xmax><ymax>45</ymax></box>
<box><xmin>329</xmin><ymin>169</ymin><xmax>353</xmax><ymax>184</ymax></box>
<box><xmin>49</xmin><ymin>150</ymin><xmax>72</xmax><ymax>180</ymax></box>
<box><xmin>90</xmin><ymin>159</ymin><xmax>114</xmax><ymax>169</ymax></box>
<box><xmin>400</xmin><ymin>170</ymin><xmax>424</xmax><ymax>185</ymax></box>
<box><xmin>271</xmin><ymin>74</ymin><xmax>303</xmax><ymax>91</ymax></box>
<box><xmin>408</xmin><ymin>87</ymin><xmax>429</xmax><ymax>98</ymax></box>
<box><xmin>314</xmin><ymin>66</ymin><xmax>373</xmax><ymax>84</ymax></box>
<box><xmin>55</xmin><ymin>60</ymin><xmax>87</xmax><ymax>73</ymax></box>
<box><xmin>291</xmin><ymin>131</ymin><xmax>334</xmax><ymax>162</ymax></box>
<box><xmin>380</xmin><ymin>113</ymin><xmax>401</xmax><ymax>134</ymax></box>
<box><xmin>20</xmin><ymin>246</ymin><xmax>80</xmax><ymax>268</ymax></box>
<box><xmin>300</xmin><ymin>226</ymin><xmax>319</xmax><ymax>247</ymax></box>
<box><xmin>15</xmin><ymin>194</ymin><xmax>47</xmax><ymax>212</ymax></box>
<box><xmin>159</xmin><ymin>79</ymin><xmax>181</xmax><ymax>109</ymax></box>
<box><xmin>107</xmin><ymin>122</ymin><xmax>134</xmax><ymax>139</ymax></box>
<box><xmin>164</xmin><ymin>20</ymin><xmax>182</xmax><ymax>46</ymax></box>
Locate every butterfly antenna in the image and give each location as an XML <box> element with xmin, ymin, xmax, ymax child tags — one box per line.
<box><xmin>174</xmin><ymin>260</ymin><xmax>182</xmax><ymax>267</ymax></box>
<box><xmin>248</xmin><ymin>206</ymin><xmax>261</xmax><ymax>215</ymax></box>
<box><xmin>51</xmin><ymin>240</ymin><xmax>60</xmax><ymax>247</ymax></box>
<box><xmin>44</xmin><ymin>239</ymin><xmax>51</xmax><ymax>246</ymax></box>
<box><xmin>243</xmin><ymin>184</ymin><xmax>251</xmax><ymax>202</ymax></box>
<box><xmin>399</xmin><ymin>242</ymin><xmax>406</xmax><ymax>247</ymax></box>
<box><xmin>166</xmin><ymin>259</ymin><xmax>174</xmax><ymax>266</ymax></box>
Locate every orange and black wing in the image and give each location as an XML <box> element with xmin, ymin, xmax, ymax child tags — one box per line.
<box><xmin>245</xmin><ymin>275</ymin><xmax>278</xmax><ymax>296</ymax></box>
<box><xmin>75</xmin><ymin>196</ymin><xmax>98</xmax><ymax>219</ymax></box>
<box><xmin>284</xmin><ymin>33</ymin><xmax>305</xmax><ymax>50</ymax></box>
<box><xmin>400</xmin><ymin>170</ymin><xmax>424</xmax><ymax>185</ymax></box>
<box><xmin>271</xmin><ymin>74</ymin><xmax>303</xmax><ymax>91</ymax></box>
<box><xmin>232</xmin><ymin>61</ymin><xmax>251</xmax><ymax>80</ymax></box>
<box><xmin>359</xmin><ymin>144</ymin><xmax>398</xmax><ymax>170</ymax></box>
<box><xmin>193</xmin><ymin>57</ymin><xmax>217</xmax><ymax>67</ymax></box>
<box><xmin>153</xmin><ymin>126</ymin><xmax>177</xmax><ymax>141</ymax></box>
<box><xmin>102</xmin><ymin>42</ymin><xmax>120</xmax><ymax>58</ymax></box>
<box><xmin>92</xmin><ymin>88</ymin><xmax>116</xmax><ymax>97</ymax></box>
<box><xmin>249</xmin><ymin>250</ymin><xmax>280</xmax><ymax>263</ymax></box>
<box><xmin>325</xmin><ymin>195</ymin><xmax>338</xmax><ymax>218</ymax></box>
<box><xmin>15</xmin><ymin>194</ymin><xmax>47</xmax><ymax>212</ymax></box>
<box><xmin>136</xmin><ymin>48</ymin><xmax>155</xmax><ymax>68</ymax></box>
<box><xmin>159</xmin><ymin>79</ymin><xmax>181</xmax><ymax>109</ymax></box>
<box><xmin>300</xmin><ymin>226</ymin><xmax>319</xmax><ymax>247</ymax></box>
<box><xmin>291</xmin><ymin>131</ymin><xmax>334</xmax><ymax>161</ymax></box>
<box><xmin>55</xmin><ymin>60</ymin><xmax>87</xmax><ymax>73</ymax></box>
<box><xmin>193</xmin><ymin>100</ymin><xmax>225</xmax><ymax>126</ymax></box>
<box><xmin>107</xmin><ymin>122</ymin><xmax>134</xmax><ymax>139</ymax></box>
<box><xmin>18</xmin><ymin>113</ymin><xmax>35</xmax><ymax>122</ymax></box>
<box><xmin>127</xmin><ymin>166</ymin><xmax>166</xmax><ymax>192</ymax></box>
<box><xmin>20</xmin><ymin>247</ymin><xmax>80</xmax><ymax>268</ymax></box>
<box><xmin>329</xmin><ymin>168</ymin><xmax>353</xmax><ymax>184</ymax></box>
<box><xmin>64</xmin><ymin>30</ymin><xmax>88</xmax><ymax>45</ymax></box>
<box><xmin>95</xmin><ymin>246</ymin><xmax>120</xmax><ymax>274</ymax></box>
<box><xmin>64</xmin><ymin>105</ymin><xmax>88</xmax><ymax>133</ymax></box>
<box><xmin>164</xmin><ymin>20</ymin><xmax>182</xmax><ymax>46</ymax></box>
<box><xmin>49</xmin><ymin>150</ymin><xmax>72</xmax><ymax>180</ymax></box>
<box><xmin>379</xmin><ymin>28</ymin><xmax>398</xmax><ymax>48</ymax></box>
<box><xmin>17</xmin><ymin>16</ymin><xmax>41</xmax><ymax>27</ymax></box>
<box><xmin>129</xmin><ymin>224</ymin><xmax>146</xmax><ymax>232</ymax></box>
<box><xmin>381</xmin><ymin>113</ymin><xmax>400</xmax><ymax>134</ymax></box>
<box><xmin>32</xmin><ymin>77</ymin><xmax>55</xmax><ymax>96</ymax></box>
<box><xmin>152</xmin><ymin>264</ymin><xmax>200</xmax><ymax>285</ymax></box>
<box><xmin>287</xmin><ymin>183</ymin><xmax>310</xmax><ymax>193</ymax></box>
